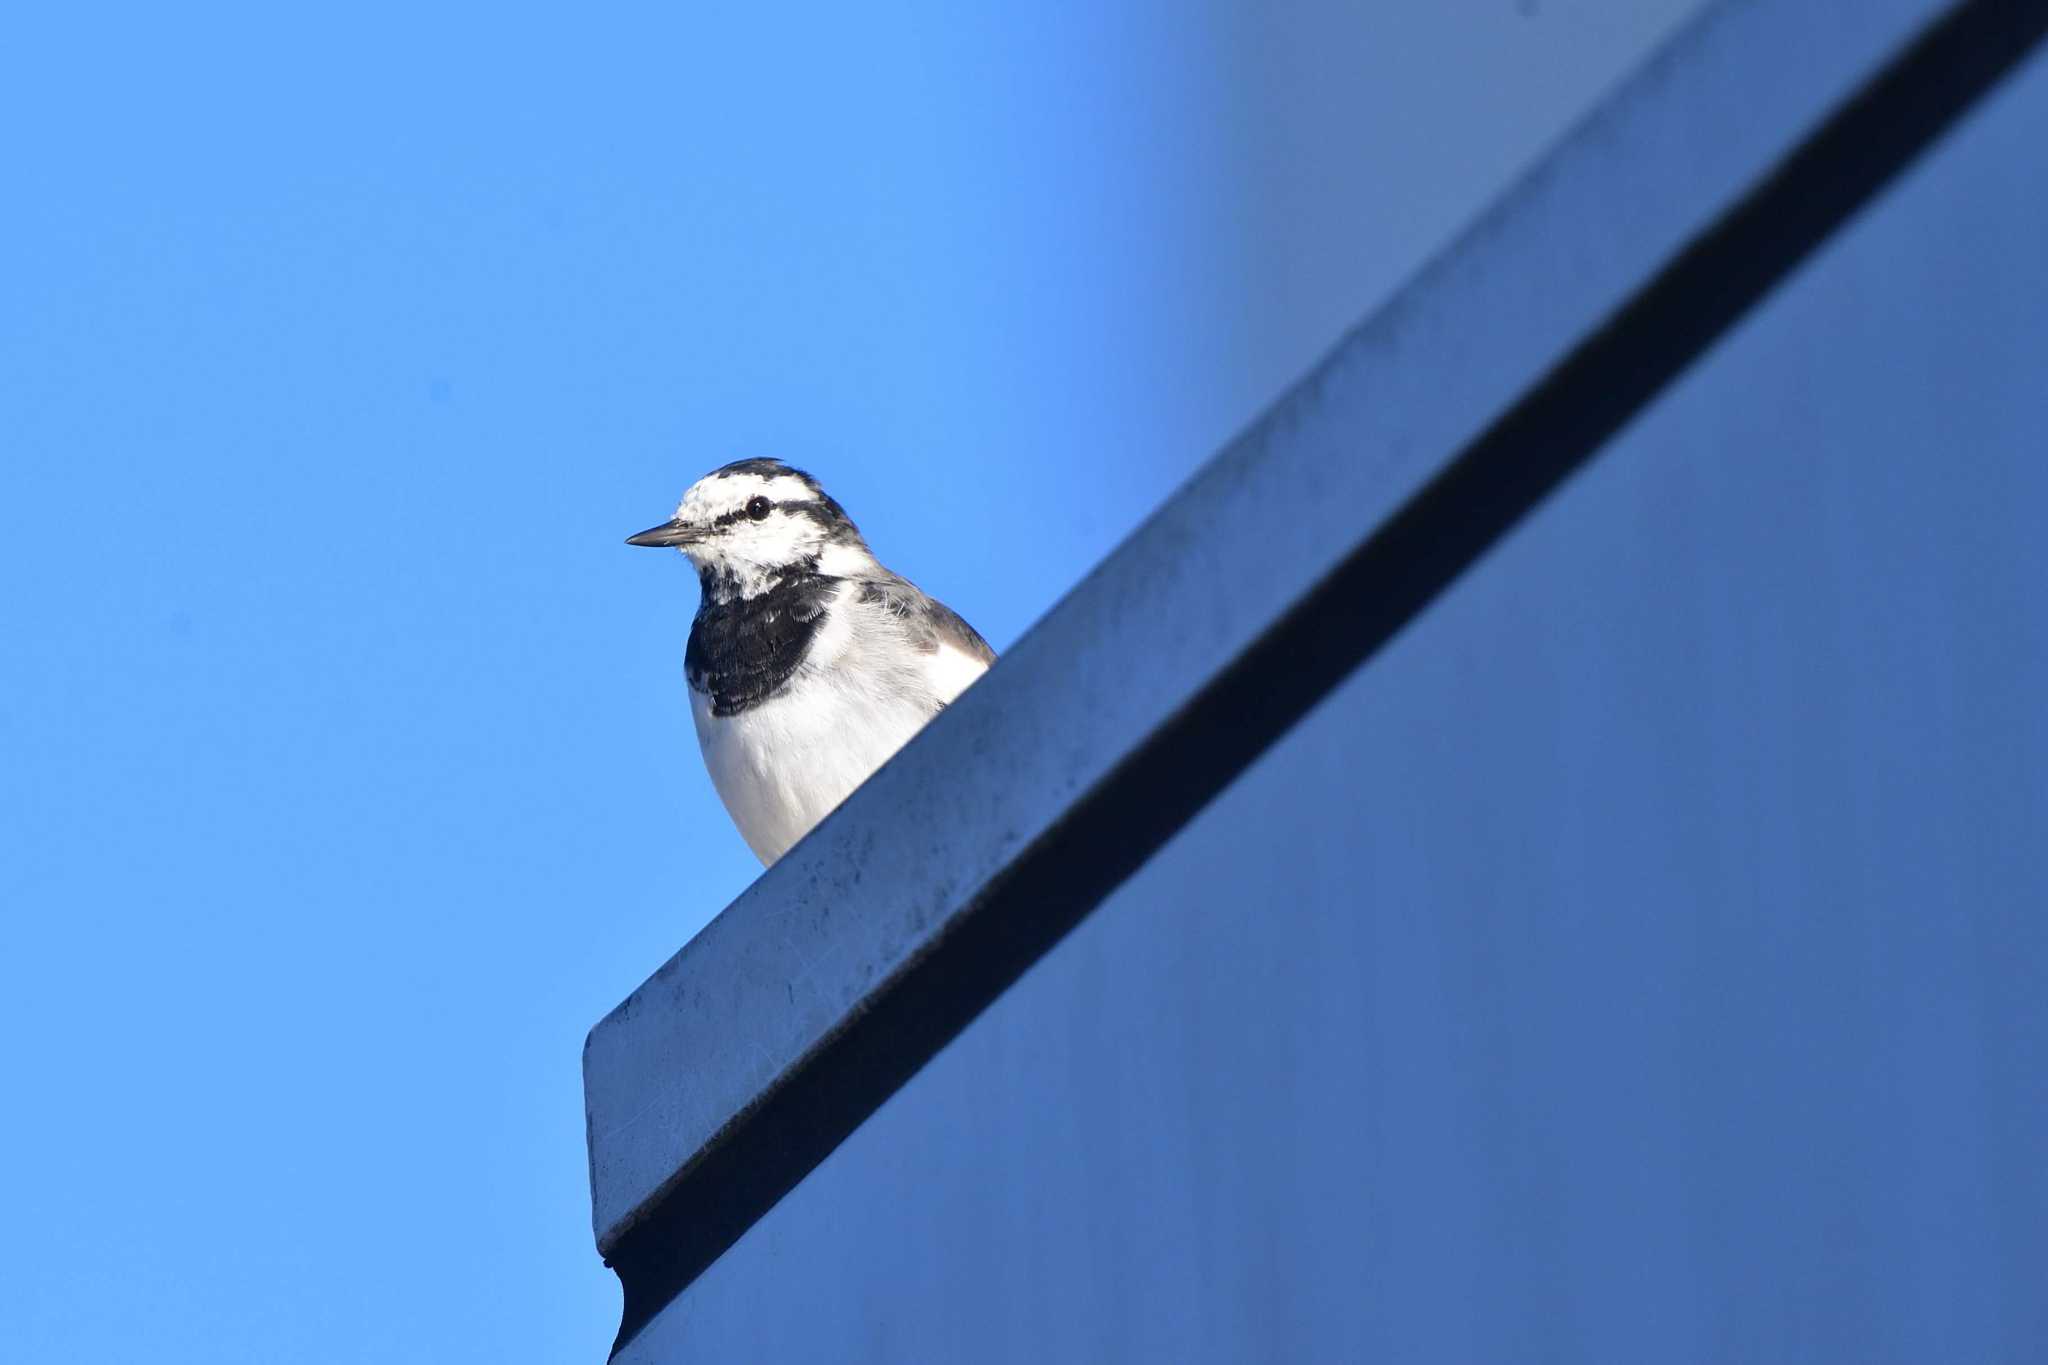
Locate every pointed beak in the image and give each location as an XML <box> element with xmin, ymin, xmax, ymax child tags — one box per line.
<box><xmin>626</xmin><ymin>519</ymin><xmax>701</xmax><ymax>548</ymax></box>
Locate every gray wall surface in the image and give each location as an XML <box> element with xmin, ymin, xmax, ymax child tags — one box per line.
<box><xmin>621</xmin><ymin>43</ymin><xmax>2048</xmax><ymax>1363</ymax></box>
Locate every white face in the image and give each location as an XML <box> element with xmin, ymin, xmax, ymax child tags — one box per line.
<box><xmin>670</xmin><ymin>468</ymin><xmax>828</xmax><ymax>577</ymax></box>
<box><xmin>628</xmin><ymin>462</ymin><xmax>870</xmax><ymax>593</ymax></box>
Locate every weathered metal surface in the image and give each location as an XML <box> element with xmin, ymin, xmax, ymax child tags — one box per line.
<box><xmin>586</xmin><ymin>0</ymin><xmax>2048</xmax><ymax>1352</ymax></box>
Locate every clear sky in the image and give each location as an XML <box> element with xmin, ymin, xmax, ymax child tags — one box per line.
<box><xmin>1</xmin><ymin>3</ymin><xmax>1694</xmax><ymax>1359</ymax></box>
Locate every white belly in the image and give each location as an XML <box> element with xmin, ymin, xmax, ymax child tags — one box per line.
<box><xmin>692</xmin><ymin>680</ymin><xmax>942</xmax><ymax>865</ymax></box>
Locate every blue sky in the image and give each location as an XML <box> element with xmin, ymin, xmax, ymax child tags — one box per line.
<box><xmin>1</xmin><ymin>3</ymin><xmax>1694</xmax><ymax>1358</ymax></box>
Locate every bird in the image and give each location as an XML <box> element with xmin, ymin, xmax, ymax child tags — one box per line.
<box><xmin>627</xmin><ymin>459</ymin><xmax>996</xmax><ymax>865</ymax></box>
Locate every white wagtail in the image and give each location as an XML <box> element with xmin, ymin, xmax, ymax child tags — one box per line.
<box><xmin>628</xmin><ymin>459</ymin><xmax>996</xmax><ymax>864</ymax></box>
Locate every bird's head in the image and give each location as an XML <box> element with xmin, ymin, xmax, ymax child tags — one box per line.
<box><xmin>627</xmin><ymin>459</ymin><xmax>869</xmax><ymax>597</ymax></box>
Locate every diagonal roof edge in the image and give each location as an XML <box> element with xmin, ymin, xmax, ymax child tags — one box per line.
<box><xmin>585</xmin><ymin>0</ymin><xmax>2048</xmax><ymax>1352</ymax></box>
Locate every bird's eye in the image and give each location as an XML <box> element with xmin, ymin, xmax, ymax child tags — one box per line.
<box><xmin>746</xmin><ymin>496</ymin><xmax>772</xmax><ymax>521</ymax></box>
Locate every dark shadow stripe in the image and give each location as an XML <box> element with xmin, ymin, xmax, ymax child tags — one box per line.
<box><xmin>608</xmin><ymin>4</ymin><xmax>2048</xmax><ymax>1352</ymax></box>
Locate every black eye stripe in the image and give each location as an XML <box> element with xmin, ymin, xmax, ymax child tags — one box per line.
<box><xmin>703</xmin><ymin>495</ymin><xmax>855</xmax><ymax>534</ymax></box>
<box><xmin>708</xmin><ymin>493</ymin><xmax>843</xmax><ymax>532</ymax></box>
<box><xmin>711</xmin><ymin>500</ymin><xmax>773</xmax><ymax>529</ymax></box>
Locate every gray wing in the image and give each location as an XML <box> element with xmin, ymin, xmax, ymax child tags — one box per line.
<box><xmin>857</xmin><ymin>574</ymin><xmax>997</xmax><ymax>664</ymax></box>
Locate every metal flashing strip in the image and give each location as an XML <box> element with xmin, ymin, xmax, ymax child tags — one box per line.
<box><xmin>586</xmin><ymin>1</ymin><xmax>2048</xmax><ymax>1353</ymax></box>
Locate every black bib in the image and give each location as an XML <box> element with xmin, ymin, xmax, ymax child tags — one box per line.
<box><xmin>686</xmin><ymin>575</ymin><xmax>835</xmax><ymax>717</ymax></box>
